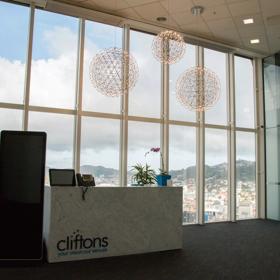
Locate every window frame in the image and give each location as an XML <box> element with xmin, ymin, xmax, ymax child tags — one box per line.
<box><xmin>0</xmin><ymin>2</ymin><xmax>264</xmax><ymax>223</ymax></box>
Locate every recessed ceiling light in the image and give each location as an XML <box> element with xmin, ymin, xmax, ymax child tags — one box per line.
<box><xmin>250</xmin><ymin>39</ymin><xmax>260</xmax><ymax>44</ymax></box>
<box><xmin>156</xmin><ymin>17</ymin><xmax>167</xmax><ymax>22</ymax></box>
<box><xmin>243</xmin><ymin>18</ymin><xmax>254</xmax><ymax>24</ymax></box>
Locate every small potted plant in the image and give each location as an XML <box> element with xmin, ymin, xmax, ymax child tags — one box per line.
<box><xmin>145</xmin><ymin>147</ymin><xmax>171</xmax><ymax>187</ymax></box>
<box><xmin>131</xmin><ymin>163</ymin><xmax>156</xmax><ymax>186</ymax></box>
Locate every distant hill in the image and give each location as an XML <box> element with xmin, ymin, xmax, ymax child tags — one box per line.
<box><xmin>169</xmin><ymin>160</ymin><xmax>255</xmax><ymax>181</ymax></box>
<box><xmin>46</xmin><ymin>160</ymin><xmax>255</xmax><ymax>181</ymax></box>
<box><xmin>80</xmin><ymin>165</ymin><xmax>119</xmax><ymax>178</ymax></box>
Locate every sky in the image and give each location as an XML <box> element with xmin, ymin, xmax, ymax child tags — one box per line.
<box><xmin>0</xmin><ymin>1</ymin><xmax>256</xmax><ymax>171</ymax></box>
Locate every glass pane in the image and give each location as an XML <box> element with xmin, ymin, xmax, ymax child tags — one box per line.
<box><xmin>266</xmin><ymin>127</ymin><xmax>280</xmax><ymax>185</ymax></box>
<box><xmin>264</xmin><ymin>56</ymin><xmax>280</xmax><ymax>220</ymax></box>
<box><xmin>0</xmin><ymin>1</ymin><xmax>28</xmax><ymax>104</ymax></box>
<box><xmin>169</xmin><ymin>125</ymin><xmax>196</xmax><ymax>224</ymax></box>
<box><xmin>0</xmin><ymin>109</ymin><xmax>22</xmax><ymax>131</ymax></box>
<box><xmin>30</xmin><ymin>10</ymin><xmax>79</xmax><ymax>109</ymax></box>
<box><xmin>28</xmin><ymin>112</ymin><xmax>74</xmax><ymax>185</ymax></box>
<box><xmin>127</xmin><ymin>121</ymin><xmax>160</xmax><ymax>185</ymax></box>
<box><xmin>129</xmin><ymin>31</ymin><xmax>161</xmax><ymax>118</ymax></box>
<box><xmin>170</xmin><ymin>44</ymin><xmax>196</xmax><ymax>122</ymax></box>
<box><xmin>235</xmin><ymin>56</ymin><xmax>255</xmax><ymax>128</ymax></box>
<box><xmin>83</xmin><ymin>21</ymin><xmax>122</xmax><ymax>113</ymax></box>
<box><xmin>205</xmin><ymin>48</ymin><xmax>227</xmax><ymax>125</ymax></box>
<box><xmin>264</xmin><ymin>61</ymin><xmax>280</xmax><ymax>128</ymax></box>
<box><xmin>236</xmin><ymin>131</ymin><xmax>256</xmax><ymax>219</ymax></box>
<box><xmin>80</xmin><ymin>117</ymin><xmax>119</xmax><ymax>186</ymax></box>
<box><xmin>205</xmin><ymin>129</ymin><xmax>228</xmax><ymax>223</ymax></box>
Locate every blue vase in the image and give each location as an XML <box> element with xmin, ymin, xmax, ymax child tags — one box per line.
<box><xmin>156</xmin><ymin>174</ymin><xmax>171</xmax><ymax>187</ymax></box>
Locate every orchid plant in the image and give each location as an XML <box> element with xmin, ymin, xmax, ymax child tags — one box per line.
<box><xmin>145</xmin><ymin>147</ymin><xmax>168</xmax><ymax>176</ymax></box>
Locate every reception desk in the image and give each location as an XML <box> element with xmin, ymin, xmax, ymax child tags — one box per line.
<box><xmin>43</xmin><ymin>186</ymin><xmax>182</xmax><ymax>263</ymax></box>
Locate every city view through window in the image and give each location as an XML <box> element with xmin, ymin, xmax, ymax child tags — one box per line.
<box><xmin>0</xmin><ymin>1</ymin><xmax>257</xmax><ymax>224</ymax></box>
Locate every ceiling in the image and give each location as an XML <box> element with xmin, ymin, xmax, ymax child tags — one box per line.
<box><xmin>53</xmin><ymin>0</ymin><xmax>280</xmax><ymax>56</ymax></box>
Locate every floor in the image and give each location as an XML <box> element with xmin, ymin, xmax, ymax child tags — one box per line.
<box><xmin>1</xmin><ymin>219</ymin><xmax>280</xmax><ymax>280</ymax></box>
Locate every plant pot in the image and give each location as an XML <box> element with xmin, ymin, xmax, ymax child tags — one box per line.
<box><xmin>156</xmin><ymin>174</ymin><xmax>171</xmax><ymax>187</ymax></box>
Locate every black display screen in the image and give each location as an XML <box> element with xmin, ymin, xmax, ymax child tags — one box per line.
<box><xmin>0</xmin><ymin>131</ymin><xmax>46</xmax><ymax>260</ymax></box>
<box><xmin>49</xmin><ymin>169</ymin><xmax>76</xmax><ymax>186</ymax></box>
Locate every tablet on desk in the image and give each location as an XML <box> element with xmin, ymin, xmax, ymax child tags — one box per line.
<box><xmin>49</xmin><ymin>169</ymin><xmax>76</xmax><ymax>186</ymax></box>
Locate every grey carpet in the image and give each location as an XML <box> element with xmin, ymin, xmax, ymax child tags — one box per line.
<box><xmin>1</xmin><ymin>219</ymin><xmax>280</xmax><ymax>280</ymax></box>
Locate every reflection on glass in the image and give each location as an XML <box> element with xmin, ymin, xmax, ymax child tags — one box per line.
<box><xmin>264</xmin><ymin>57</ymin><xmax>280</xmax><ymax>220</ymax></box>
<box><xmin>80</xmin><ymin>117</ymin><xmax>119</xmax><ymax>186</ymax></box>
<box><xmin>0</xmin><ymin>1</ymin><xmax>28</xmax><ymax>104</ymax></box>
<box><xmin>30</xmin><ymin>10</ymin><xmax>79</xmax><ymax>109</ymax></box>
<box><xmin>169</xmin><ymin>44</ymin><xmax>196</xmax><ymax>122</ymax></box>
<box><xmin>169</xmin><ymin>125</ymin><xmax>196</xmax><ymax>224</ymax></box>
<box><xmin>127</xmin><ymin>121</ymin><xmax>160</xmax><ymax>185</ymax></box>
<box><xmin>28</xmin><ymin>112</ymin><xmax>74</xmax><ymax>185</ymax></box>
<box><xmin>264</xmin><ymin>62</ymin><xmax>280</xmax><ymax>128</ymax></box>
<box><xmin>236</xmin><ymin>131</ymin><xmax>256</xmax><ymax>219</ymax></box>
<box><xmin>204</xmin><ymin>48</ymin><xmax>227</xmax><ymax>125</ymax></box>
<box><xmin>205</xmin><ymin>128</ymin><xmax>228</xmax><ymax>223</ymax></box>
<box><xmin>83</xmin><ymin>21</ymin><xmax>121</xmax><ymax>113</ymax></box>
<box><xmin>0</xmin><ymin>109</ymin><xmax>22</xmax><ymax>131</ymax></box>
<box><xmin>235</xmin><ymin>56</ymin><xmax>255</xmax><ymax>128</ymax></box>
<box><xmin>129</xmin><ymin>31</ymin><xmax>161</xmax><ymax>118</ymax></box>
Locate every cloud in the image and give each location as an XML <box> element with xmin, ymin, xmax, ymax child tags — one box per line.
<box><xmin>30</xmin><ymin>55</ymin><xmax>77</xmax><ymax>108</ymax></box>
<box><xmin>0</xmin><ymin>21</ymin><xmax>256</xmax><ymax>170</ymax></box>
<box><xmin>43</xmin><ymin>26</ymin><xmax>78</xmax><ymax>57</ymax></box>
<box><xmin>0</xmin><ymin>57</ymin><xmax>25</xmax><ymax>104</ymax></box>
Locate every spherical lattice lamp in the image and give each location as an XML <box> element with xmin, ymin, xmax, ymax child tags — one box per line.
<box><xmin>176</xmin><ymin>66</ymin><xmax>220</xmax><ymax>112</ymax></box>
<box><xmin>89</xmin><ymin>47</ymin><xmax>139</xmax><ymax>97</ymax></box>
<box><xmin>152</xmin><ymin>30</ymin><xmax>186</xmax><ymax>64</ymax></box>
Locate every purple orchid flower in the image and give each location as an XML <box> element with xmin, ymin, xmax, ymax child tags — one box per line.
<box><xmin>150</xmin><ymin>147</ymin><xmax>160</xmax><ymax>153</ymax></box>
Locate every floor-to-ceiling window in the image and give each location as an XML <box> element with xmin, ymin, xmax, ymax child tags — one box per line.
<box><xmin>80</xmin><ymin>21</ymin><xmax>122</xmax><ymax>186</ymax></box>
<box><xmin>127</xmin><ymin>30</ymin><xmax>161</xmax><ymax>185</ymax></box>
<box><xmin>204</xmin><ymin>48</ymin><xmax>229</xmax><ymax>223</ymax></box>
<box><xmin>169</xmin><ymin>43</ymin><xmax>197</xmax><ymax>224</ymax></box>
<box><xmin>0</xmin><ymin>1</ymin><xmax>259</xmax><ymax>222</ymax></box>
<box><xmin>0</xmin><ymin>1</ymin><xmax>27</xmax><ymax>128</ymax></box>
<box><xmin>28</xmin><ymin>10</ymin><xmax>79</xmax><ymax>184</ymax></box>
<box><xmin>234</xmin><ymin>56</ymin><xmax>256</xmax><ymax>219</ymax></box>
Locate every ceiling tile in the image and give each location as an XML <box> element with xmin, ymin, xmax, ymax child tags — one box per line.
<box><xmin>238</xmin><ymin>24</ymin><xmax>266</xmax><ymax>38</ymax></box>
<box><xmin>133</xmin><ymin>2</ymin><xmax>167</xmax><ymax>20</ymax></box>
<box><xmin>259</xmin><ymin>0</ymin><xmax>280</xmax><ymax>18</ymax></box>
<box><xmin>266</xmin><ymin>24</ymin><xmax>280</xmax><ymax>53</ymax></box>
<box><xmin>207</xmin><ymin>17</ymin><xmax>236</xmax><ymax>32</ymax></box>
<box><xmin>213</xmin><ymin>29</ymin><xmax>242</xmax><ymax>46</ymax></box>
<box><xmin>125</xmin><ymin>0</ymin><xmax>159</xmax><ymax>7</ymax></box>
<box><xmin>192</xmin><ymin>0</ymin><xmax>226</xmax><ymax>8</ymax></box>
<box><xmin>267</xmin><ymin>36</ymin><xmax>280</xmax><ymax>54</ymax></box>
<box><xmin>202</xmin><ymin>4</ymin><xmax>231</xmax><ymax>21</ymax></box>
<box><xmin>225</xmin><ymin>0</ymin><xmax>248</xmax><ymax>3</ymax></box>
<box><xmin>266</xmin><ymin>24</ymin><xmax>280</xmax><ymax>38</ymax></box>
<box><xmin>117</xmin><ymin>7</ymin><xmax>142</xmax><ymax>19</ymax></box>
<box><xmin>180</xmin><ymin>20</ymin><xmax>213</xmax><ymax>38</ymax></box>
<box><xmin>54</xmin><ymin>0</ymin><xmax>280</xmax><ymax>56</ymax></box>
<box><xmin>78</xmin><ymin>0</ymin><xmax>99</xmax><ymax>10</ymax></box>
<box><xmin>233</xmin><ymin>13</ymin><xmax>264</xmax><ymax>28</ymax></box>
<box><xmin>67</xmin><ymin>0</ymin><xmax>89</xmax><ymax>3</ymax></box>
<box><xmin>93</xmin><ymin>0</ymin><xmax>129</xmax><ymax>10</ymax></box>
<box><xmin>242</xmin><ymin>35</ymin><xmax>270</xmax><ymax>53</ymax></box>
<box><xmin>161</xmin><ymin>0</ymin><xmax>193</xmax><ymax>14</ymax></box>
<box><xmin>228</xmin><ymin>0</ymin><xmax>260</xmax><ymax>17</ymax></box>
<box><xmin>172</xmin><ymin>11</ymin><xmax>199</xmax><ymax>25</ymax></box>
<box><xmin>206</xmin><ymin>18</ymin><xmax>241</xmax><ymax>45</ymax></box>
<box><xmin>133</xmin><ymin>2</ymin><xmax>178</xmax><ymax>26</ymax></box>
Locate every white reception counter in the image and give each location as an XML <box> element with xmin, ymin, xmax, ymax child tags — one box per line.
<box><xmin>43</xmin><ymin>186</ymin><xmax>182</xmax><ymax>263</ymax></box>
